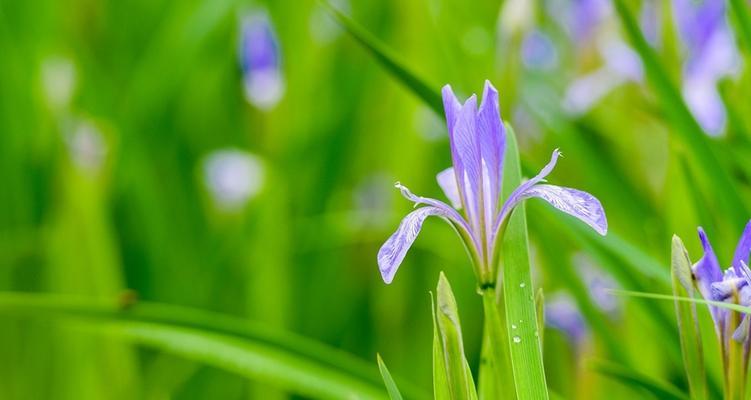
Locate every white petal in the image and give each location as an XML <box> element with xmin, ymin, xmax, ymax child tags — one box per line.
<box><xmin>436</xmin><ymin>167</ymin><xmax>462</xmax><ymax>209</ymax></box>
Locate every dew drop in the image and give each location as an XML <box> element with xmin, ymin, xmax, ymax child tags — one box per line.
<box><xmin>511</xmin><ymin>324</ymin><xmax>517</xmax><ymax>330</ymax></box>
<box><xmin>519</xmin><ymin>282</ymin><xmax>526</xmax><ymax>288</ymax></box>
<box><xmin>513</xmin><ymin>336</ymin><xmax>522</xmax><ymax>343</ymax></box>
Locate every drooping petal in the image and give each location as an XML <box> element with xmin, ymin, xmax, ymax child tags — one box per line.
<box><xmin>394</xmin><ymin>182</ymin><xmax>471</xmax><ymax>233</ymax></box>
<box><xmin>377</xmin><ymin>206</ymin><xmax>447</xmax><ymax>284</ymax></box>
<box><xmin>516</xmin><ymin>185</ymin><xmax>607</xmax><ymax>235</ymax></box>
<box><xmin>692</xmin><ymin>228</ymin><xmax>724</xmax><ymax>318</ymax></box>
<box><xmin>732</xmin><ymin>220</ymin><xmax>751</xmax><ymax>274</ymax></box>
<box><xmin>477</xmin><ymin>80</ymin><xmax>506</xmax><ymax>218</ymax></box>
<box><xmin>496</xmin><ymin>149</ymin><xmax>562</xmax><ymax>229</ymax></box>
<box><xmin>436</xmin><ymin>168</ymin><xmax>462</xmax><ymax>209</ymax></box>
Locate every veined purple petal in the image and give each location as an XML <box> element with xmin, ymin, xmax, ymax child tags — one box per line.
<box><xmin>452</xmin><ymin>95</ymin><xmax>484</xmax><ymax>231</ymax></box>
<box><xmin>732</xmin><ymin>220</ymin><xmax>751</xmax><ymax>274</ymax></box>
<box><xmin>497</xmin><ymin>149</ymin><xmax>561</xmax><ymax>229</ymax></box>
<box><xmin>394</xmin><ymin>182</ymin><xmax>472</xmax><ymax>236</ymax></box>
<box><xmin>693</xmin><ymin>228</ymin><xmax>724</xmax><ymax>320</ymax></box>
<box><xmin>378</xmin><ymin>206</ymin><xmax>446</xmax><ymax>284</ymax></box>
<box><xmin>436</xmin><ymin>168</ymin><xmax>462</xmax><ymax>209</ymax></box>
<box><xmin>477</xmin><ymin>80</ymin><xmax>506</xmax><ymax>220</ymax></box>
<box><xmin>519</xmin><ymin>185</ymin><xmax>607</xmax><ymax>235</ymax></box>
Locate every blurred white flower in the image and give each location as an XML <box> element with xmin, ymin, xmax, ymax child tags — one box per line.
<box><xmin>65</xmin><ymin>119</ymin><xmax>107</xmax><ymax>173</ymax></box>
<box><xmin>499</xmin><ymin>0</ymin><xmax>535</xmax><ymax>36</ymax></box>
<box><xmin>41</xmin><ymin>56</ymin><xmax>76</xmax><ymax>110</ymax></box>
<box><xmin>203</xmin><ymin>149</ymin><xmax>265</xmax><ymax>211</ymax></box>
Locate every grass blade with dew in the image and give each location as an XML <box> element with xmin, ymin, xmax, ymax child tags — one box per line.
<box><xmin>501</xmin><ymin>124</ymin><xmax>549</xmax><ymax>400</ymax></box>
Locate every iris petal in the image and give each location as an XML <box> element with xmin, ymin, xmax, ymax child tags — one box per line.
<box><xmin>477</xmin><ymin>80</ymin><xmax>505</xmax><ymax>216</ymax></box>
<box><xmin>377</xmin><ymin>206</ymin><xmax>447</xmax><ymax>284</ymax></box>
<box><xmin>516</xmin><ymin>184</ymin><xmax>607</xmax><ymax>235</ymax></box>
<box><xmin>731</xmin><ymin>220</ymin><xmax>751</xmax><ymax>274</ymax></box>
<box><xmin>436</xmin><ymin>168</ymin><xmax>462</xmax><ymax>209</ymax></box>
<box><xmin>693</xmin><ymin>227</ymin><xmax>724</xmax><ymax>322</ymax></box>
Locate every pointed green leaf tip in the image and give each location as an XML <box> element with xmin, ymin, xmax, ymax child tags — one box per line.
<box><xmin>670</xmin><ymin>235</ymin><xmax>706</xmax><ymax>400</ymax></box>
<box><xmin>377</xmin><ymin>353</ymin><xmax>404</xmax><ymax>400</ymax></box>
<box><xmin>434</xmin><ymin>272</ymin><xmax>478</xmax><ymax>400</ymax></box>
<box><xmin>671</xmin><ymin>235</ymin><xmax>694</xmax><ymax>293</ymax></box>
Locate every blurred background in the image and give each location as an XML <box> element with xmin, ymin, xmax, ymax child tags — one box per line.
<box><xmin>1</xmin><ymin>0</ymin><xmax>750</xmax><ymax>398</ymax></box>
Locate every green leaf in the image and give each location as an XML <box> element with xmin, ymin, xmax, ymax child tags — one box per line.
<box><xmin>0</xmin><ymin>292</ymin><xmax>422</xmax><ymax>400</ymax></box>
<box><xmin>321</xmin><ymin>1</ymin><xmax>443</xmax><ymax>114</ymax></box>
<box><xmin>612</xmin><ymin>0</ymin><xmax>748</xmax><ymax>227</ymax></box>
<box><xmin>535</xmin><ymin>288</ymin><xmax>545</xmax><ymax>349</ymax></box>
<box><xmin>671</xmin><ymin>236</ymin><xmax>706</xmax><ymax>400</ymax></box>
<box><xmin>729</xmin><ymin>0</ymin><xmax>751</xmax><ymax>56</ymax></box>
<box><xmin>478</xmin><ymin>288</ymin><xmax>516</xmax><ymax>400</ymax></box>
<box><xmin>501</xmin><ymin>124</ymin><xmax>549</xmax><ymax>400</ymax></box>
<box><xmin>590</xmin><ymin>359</ymin><xmax>690</xmax><ymax>400</ymax></box>
<box><xmin>608</xmin><ymin>289</ymin><xmax>751</xmax><ymax>315</ymax></box>
<box><xmin>434</xmin><ymin>272</ymin><xmax>478</xmax><ymax>400</ymax></box>
<box><xmin>377</xmin><ymin>354</ymin><xmax>404</xmax><ymax>400</ymax></box>
<box><xmin>432</xmin><ymin>292</ymin><xmax>451</xmax><ymax>400</ymax></box>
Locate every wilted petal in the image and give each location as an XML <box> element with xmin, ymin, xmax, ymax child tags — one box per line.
<box><xmin>436</xmin><ymin>168</ymin><xmax>462</xmax><ymax>209</ymax></box>
<box><xmin>692</xmin><ymin>228</ymin><xmax>724</xmax><ymax>317</ymax></box>
<box><xmin>378</xmin><ymin>207</ymin><xmax>447</xmax><ymax>284</ymax></box>
<box><xmin>732</xmin><ymin>220</ymin><xmax>751</xmax><ymax>274</ymax></box>
<box><xmin>518</xmin><ymin>185</ymin><xmax>607</xmax><ymax>235</ymax></box>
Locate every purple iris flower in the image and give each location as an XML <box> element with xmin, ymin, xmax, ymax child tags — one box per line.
<box><xmin>239</xmin><ymin>10</ymin><xmax>284</xmax><ymax>110</ymax></box>
<box><xmin>377</xmin><ymin>81</ymin><xmax>607</xmax><ymax>284</ymax></box>
<box><xmin>691</xmin><ymin>221</ymin><xmax>751</xmax><ymax>344</ymax></box>
<box><xmin>673</xmin><ymin>0</ymin><xmax>739</xmax><ymax>135</ymax></box>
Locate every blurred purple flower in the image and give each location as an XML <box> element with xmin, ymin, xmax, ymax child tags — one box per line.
<box><xmin>239</xmin><ymin>11</ymin><xmax>284</xmax><ymax>110</ymax></box>
<box><xmin>575</xmin><ymin>254</ymin><xmax>620</xmax><ymax>316</ymax></box>
<box><xmin>546</xmin><ymin>293</ymin><xmax>588</xmax><ymax>344</ymax></box>
<box><xmin>691</xmin><ymin>222</ymin><xmax>751</xmax><ymax>344</ymax></box>
<box><xmin>673</xmin><ymin>0</ymin><xmax>739</xmax><ymax>135</ymax></box>
<box><xmin>377</xmin><ymin>81</ymin><xmax>608</xmax><ymax>284</ymax></box>
<box><xmin>521</xmin><ymin>30</ymin><xmax>558</xmax><ymax>71</ymax></box>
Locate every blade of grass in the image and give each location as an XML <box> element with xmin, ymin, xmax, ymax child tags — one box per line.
<box><xmin>729</xmin><ymin>0</ymin><xmax>751</xmax><ymax>56</ymax></box>
<box><xmin>612</xmin><ymin>0</ymin><xmax>748</xmax><ymax>228</ymax></box>
<box><xmin>479</xmin><ymin>287</ymin><xmax>516</xmax><ymax>400</ymax></box>
<box><xmin>590</xmin><ymin>359</ymin><xmax>690</xmax><ymax>400</ymax></box>
<box><xmin>435</xmin><ymin>272</ymin><xmax>478</xmax><ymax>400</ymax></box>
<box><xmin>608</xmin><ymin>289</ymin><xmax>751</xmax><ymax>314</ymax></box>
<box><xmin>321</xmin><ymin>1</ymin><xmax>443</xmax><ymax>114</ymax></box>
<box><xmin>377</xmin><ymin>354</ymin><xmax>404</xmax><ymax>400</ymax></box>
<box><xmin>501</xmin><ymin>125</ymin><xmax>549</xmax><ymax>400</ymax></box>
<box><xmin>671</xmin><ymin>236</ymin><xmax>707</xmax><ymax>400</ymax></box>
<box><xmin>0</xmin><ymin>292</ymin><xmax>432</xmax><ymax>399</ymax></box>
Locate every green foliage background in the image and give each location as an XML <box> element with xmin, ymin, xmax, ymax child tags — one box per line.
<box><xmin>1</xmin><ymin>0</ymin><xmax>750</xmax><ymax>398</ymax></box>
